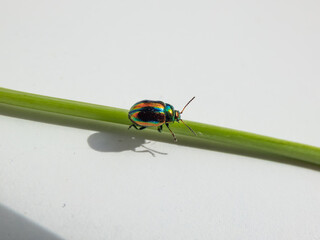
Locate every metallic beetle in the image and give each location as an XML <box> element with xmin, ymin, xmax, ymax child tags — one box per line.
<box><xmin>128</xmin><ymin>97</ymin><xmax>196</xmax><ymax>141</ymax></box>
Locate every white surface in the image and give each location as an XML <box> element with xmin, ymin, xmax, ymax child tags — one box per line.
<box><xmin>1</xmin><ymin>0</ymin><xmax>320</xmax><ymax>239</ymax></box>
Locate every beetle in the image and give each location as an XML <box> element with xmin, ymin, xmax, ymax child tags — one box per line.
<box><xmin>128</xmin><ymin>97</ymin><xmax>196</xmax><ymax>142</ymax></box>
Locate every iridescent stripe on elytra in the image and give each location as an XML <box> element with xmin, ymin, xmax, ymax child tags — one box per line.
<box><xmin>129</xmin><ymin>107</ymin><xmax>163</xmax><ymax>114</ymax></box>
<box><xmin>131</xmin><ymin>102</ymin><xmax>164</xmax><ymax>110</ymax></box>
<box><xmin>133</xmin><ymin>120</ymin><xmax>162</xmax><ymax>127</ymax></box>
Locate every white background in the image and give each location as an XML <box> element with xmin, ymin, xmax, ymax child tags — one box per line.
<box><xmin>1</xmin><ymin>0</ymin><xmax>320</xmax><ymax>239</ymax></box>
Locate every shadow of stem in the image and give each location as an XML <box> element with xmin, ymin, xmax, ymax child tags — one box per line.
<box><xmin>1</xmin><ymin>104</ymin><xmax>319</xmax><ymax>171</ymax></box>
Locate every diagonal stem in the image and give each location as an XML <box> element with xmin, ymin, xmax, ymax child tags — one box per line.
<box><xmin>1</xmin><ymin>87</ymin><xmax>319</xmax><ymax>165</ymax></box>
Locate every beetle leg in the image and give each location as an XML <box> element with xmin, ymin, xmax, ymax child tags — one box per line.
<box><xmin>157</xmin><ymin>125</ymin><xmax>163</xmax><ymax>133</ymax></box>
<box><xmin>128</xmin><ymin>124</ymin><xmax>138</xmax><ymax>130</ymax></box>
<box><xmin>128</xmin><ymin>125</ymin><xmax>146</xmax><ymax>130</ymax></box>
<box><xmin>165</xmin><ymin>123</ymin><xmax>177</xmax><ymax>142</ymax></box>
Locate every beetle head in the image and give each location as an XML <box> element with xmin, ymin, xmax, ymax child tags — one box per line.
<box><xmin>174</xmin><ymin>110</ymin><xmax>181</xmax><ymax>122</ymax></box>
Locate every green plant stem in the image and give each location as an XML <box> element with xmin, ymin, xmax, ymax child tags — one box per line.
<box><xmin>1</xmin><ymin>87</ymin><xmax>320</xmax><ymax>165</ymax></box>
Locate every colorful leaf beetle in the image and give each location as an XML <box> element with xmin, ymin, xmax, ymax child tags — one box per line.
<box><xmin>128</xmin><ymin>97</ymin><xmax>196</xmax><ymax>142</ymax></box>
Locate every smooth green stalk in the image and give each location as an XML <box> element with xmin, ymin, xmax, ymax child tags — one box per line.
<box><xmin>1</xmin><ymin>87</ymin><xmax>319</xmax><ymax>165</ymax></box>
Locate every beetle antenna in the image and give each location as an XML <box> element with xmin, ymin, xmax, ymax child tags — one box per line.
<box><xmin>180</xmin><ymin>96</ymin><xmax>195</xmax><ymax>114</ymax></box>
<box><xmin>180</xmin><ymin>119</ymin><xmax>197</xmax><ymax>136</ymax></box>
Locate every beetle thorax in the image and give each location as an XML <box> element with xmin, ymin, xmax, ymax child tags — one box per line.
<box><xmin>164</xmin><ymin>104</ymin><xmax>175</xmax><ymax>123</ymax></box>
